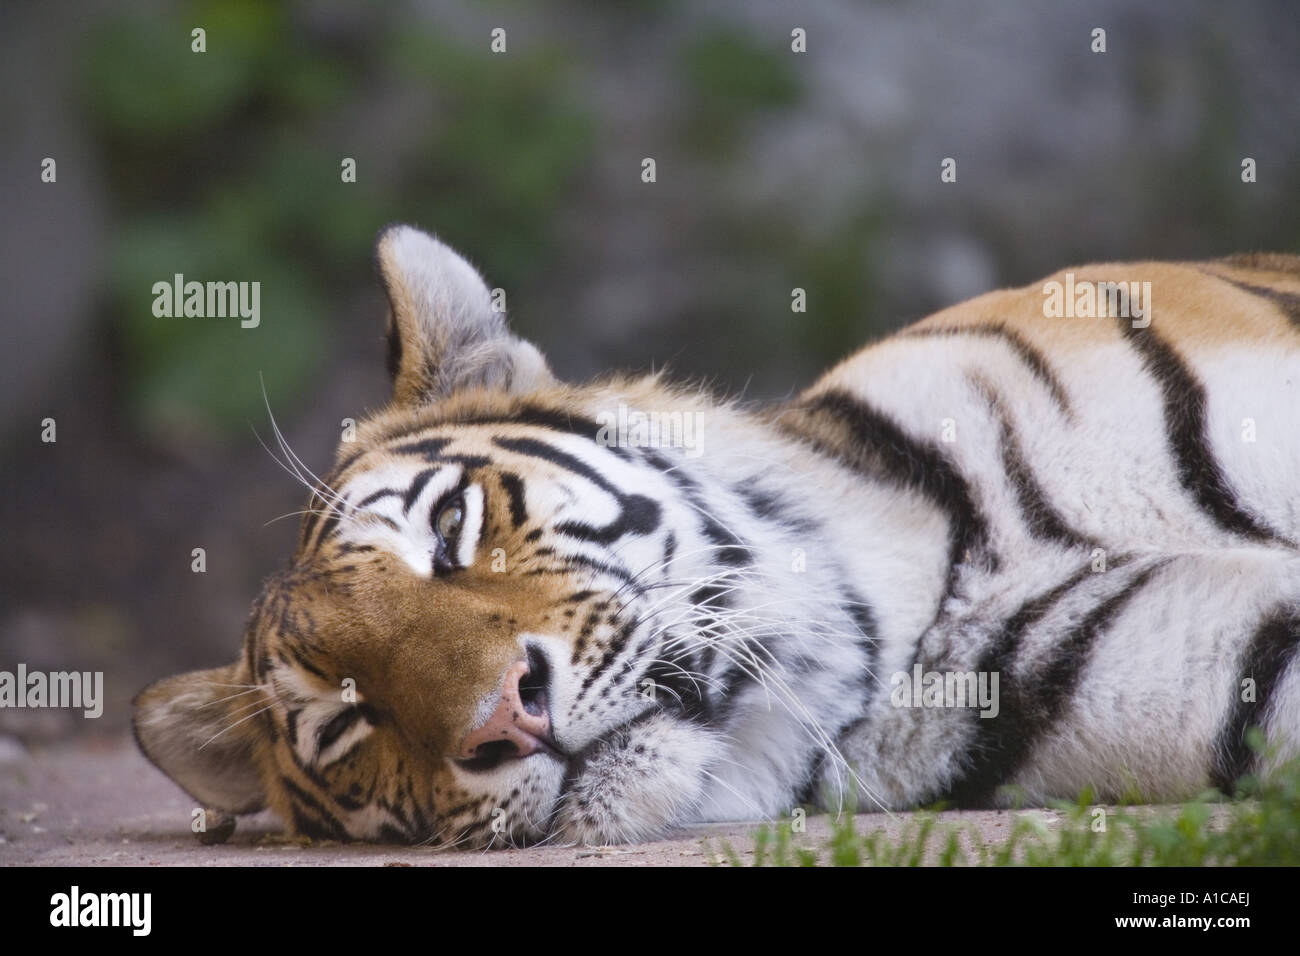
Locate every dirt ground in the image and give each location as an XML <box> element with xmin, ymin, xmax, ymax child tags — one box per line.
<box><xmin>1</xmin><ymin>734</ymin><xmax>1065</xmax><ymax>866</ymax></box>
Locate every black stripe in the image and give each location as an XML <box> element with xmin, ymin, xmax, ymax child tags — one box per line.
<box><xmin>376</xmin><ymin>793</ymin><xmax>411</xmax><ymax>830</ymax></box>
<box><xmin>797</xmin><ymin>389</ymin><xmax>996</xmax><ymax>596</ymax></box>
<box><xmin>288</xmin><ymin>647</ymin><xmax>326</xmax><ymax>678</ymax></box>
<box><xmin>256</xmin><ymin>653</ymin><xmax>273</xmax><ymax>686</ymax></box>
<box><xmin>301</xmin><ymin>483</ymin><xmax>346</xmax><ymax>551</ymax></box>
<box><xmin>1118</xmin><ymin>318</ymin><xmax>1282</xmax><ymax>543</ymax></box>
<box><xmin>335</xmin><ymin>543</ymin><xmax>376</xmax><ymax>555</ymax></box>
<box><xmin>300</xmin><ymin>451</ymin><xmax>370</xmax><ymax>549</ymax></box>
<box><xmin>640</xmin><ymin>449</ymin><xmax>753</xmax><ymax>567</ymax></box>
<box><xmin>555</xmin><ymin>496</ymin><xmax>660</xmax><ymax>545</ymax></box>
<box><xmin>287</xmin><ymin>803</ymin><xmax>331</xmax><ymax>840</ymax></box>
<box><xmin>579</xmin><ymin>619</ymin><xmax>639</xmax><ymax>695</ymax></box>
<box><xmin>481</xmin><ymin>405</ymin><xmax>610</xmax><ymax>442</ymax></box>
<box><xmin>1203</xmin><ymin>270</ymin><xmax>1300</xmax><ymax>330</ymax></box>
<box><xmin>844</xmin><ymin>587</ymin><xmax>879</xmax><ymax>660</ymax></box>
<box><xmin>523</xmin><ymin>554</ymin><xmax>638</xmax><ymax>588</ymax></box>
<box><xmin>690</xmin><ymin>583</ymin><xmax>733</xmax><ymax>610</ymax></box>
<box><xmin>448</xmin><ymin>816</ymin><xmax>499</xmax><ymax>846</ymax></box>
<box><xmin>570</xmin><ymin>606</ymin><xmax>605</xmax><ymax>664</ymax></box>
<box><xmin>786</xmin><ymin>585</ymin><xmax>878</xmax><ymax>808</ymax></box>
<box><xmin>660</xmin><ymin>531</ymin><xmax>677</xmax><ymax>576</ymax></box>
<box><xmin>385</xmin><ymin>314</ymin><xmax>403</xmax><ymax>382</ymax></box>
<box><xmin>434</xmin><ymin>795</ymin><xmax>489</xmax><ymax>823</ymax></box>
<box><xmin>499</xmin><ymin>471</ymin><xmax>528</xmax><ymax>527</ymax></box>
<box><xmin>403</xmin><ymin>469</ymin><xmax>439</xmax><ymax>512</ymax></box>
<box><xmin>281</xmin><ymin>775</ymin><xmax>349</xmax><ymax>840</ymax></box>
<box><xmin>1212</xmin><ymin>253</ymin><xmax>1300</xmax><ymax>279</ymax></box>
<box><xmin>494</xmin><ymin>436</ymin><xmax>618</xmax><ymax>495</ymax></box>
<box><xmin>357</xmin><ymin>487</ymin><xmax>401</xmax><ymax>509</ymax></box>
<box><xmin>332</xmin><ymin>787</ymin><xmax>366</xmax><ymax>813</ymax></box>
<box><xmin>317</xmin><ymin>706</ymin><xmax>364</xmax><ymax>752</ymax></box>
<box><xmin>397</xmin><ymin>778</ymin><xmax>428</xmax><ymax>837</ymax></box>
<box><xmin>795</xmin><ymin>751</ymin><xmax>829</xmax><ymax>806</ymax></box>
<box><xmin>734</xmin><ymin>483</ymin><xmax>818</xmax><ymax>535</ymax></box>
<box><xmin>373</xmin><ymin>404</ymin><xmax>620</xmax><ymax>453</ymax></box>
<box><xmin>437</xmin><ymin>454</ymin><xmax>493</xmax><ymax>469</ymax></box>
<box><xmin>391</xmin><ymin>436</ymin><xmax>452</xmax><ymax>458</ymax></box>
<box><xmin>686</xmin><ymin>581</ymin><xmax>733</xmax><ymax>696</ymax></box>
<box><xmin>696</xmin><ymin>517</ymin><xmax>750</xmax><ymax>566</ymax></box>
<box><xmin>1212</xmin><ymin>604</ymin><xmax>1300</xmax><ymax>793</ymax></box>
<box><xmin>943</xmin><ymin>559</ymin><xmax>1155</xmax><ymax>807</ymax></box>
<box><xmin>243</xmin><ymin>607</ymin><xmax>262</xmax><ymax>679</ymax></box>
<box><xmin>972</xmin><ymin>377</ymin><xmax>1094</xmax><ymax>549</ymax></box>
<box><xmin>712</xmin><ymin>633</ymin><xmax>779</xmax><ymax>720</ymax></box>
<box><xmin>901</xmin><ymin>321</ymin><xmax>1073</xmax><ymax>416</ymax></box>
<box><xmin>643</xmin><ymin>655</ymin><xmax>709</xmax><ymax>722</ymax></box>
<box><xmin>1001</xmin><ymin>431</ymin><xmax>1091</xmax><ymax>548</ymax></box>
<box><xmin>303</xmin><ymin>450</ymin><xmax>371</xmax><ymax>541</ymax></box>
<box><xmin>284</xmin><ymin>706</ymin><xmax>301</xmax><ymax>747</ymax></box>
<box><xmin>496</xmin><ymin>435</ymin><xmax>661</xmax><ymax>545</ymax></box>
<box><xmin>332</xmin><ymin>446</ymin><xmax>369</xmax><ymax>478</ymax></box>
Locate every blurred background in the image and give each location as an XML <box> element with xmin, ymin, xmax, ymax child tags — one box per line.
<box><xmin>2</xmin><ymin>0</ymin><xmax>1298</xmax><ymax>739</ymax></box>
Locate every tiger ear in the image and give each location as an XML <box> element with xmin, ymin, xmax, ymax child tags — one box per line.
<box><xmin>132</xmin><ymin>664</ymin><xmax>267</xmax><ymax>815</ymax></box>
<box><xmin>375</xmin><ymin>225</ymin><xmax>555</xmax><ymax>405</ymax></box>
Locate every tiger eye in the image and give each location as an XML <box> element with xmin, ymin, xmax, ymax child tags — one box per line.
<box><xmin>436</xmin><ymin>500</ymin><xmax>464</xmax><ymax>542</ymax></box>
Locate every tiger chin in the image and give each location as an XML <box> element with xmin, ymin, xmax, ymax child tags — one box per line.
<box><xmin>134</xmin><ymin>226</ymin><xmax>1300</xmax><ymax>848</ymax></box>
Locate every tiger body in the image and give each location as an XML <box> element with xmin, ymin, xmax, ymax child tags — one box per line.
<box><xmin>134</xmin><ymin>232</ymin><xmax>1300</xmax><ymax>846</ymax></box>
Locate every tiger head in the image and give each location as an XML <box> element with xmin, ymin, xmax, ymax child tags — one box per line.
<box><xmin>134</xmin><ymin>225</ymin><xmax>875</xmax><ymax>846</ymax></box>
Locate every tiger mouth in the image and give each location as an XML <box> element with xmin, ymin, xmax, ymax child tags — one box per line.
<box><xmin>454</xmin><ymin>736</ymin><xmax>565</xmax><ymax>773</ymax></box>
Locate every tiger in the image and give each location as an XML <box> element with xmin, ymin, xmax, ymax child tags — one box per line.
<box><xmin>133</xmin><ymin>225</ymin><xmax>1300</xmax><ymax>847</ymax></box>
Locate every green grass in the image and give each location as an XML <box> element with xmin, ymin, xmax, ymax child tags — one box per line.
<box><xmin>716</xmin><ymin>739</ymin><xmax>1300</xmax><ymax>866</ymax></box>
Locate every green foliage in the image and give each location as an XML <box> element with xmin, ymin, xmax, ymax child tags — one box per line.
<box><xmin>111</xmin><ymin>214</ymin><xmax>324</xmax><ymax>438</ymax></box>
<box><xmin>389</xmin><ymin>32</ymin><xmax>593</xmax><ymax>291</ymax></box>
<box><xmin>693</xmin><ymin>201</ymin><xmax>891</xmax><ymax>383</ymax></box>
<box><xmin>81</xmin><ymin>2</ymin><xmax>591</xmax><ymax>440</ymax></box>
<box><xmin>678</xmin><ymin>28</ymin><xmax>801</xmax><ymax>158</ymax></box>
<box><xmin>786</xmin><ymin>209</ymin><xmax>891</xmax><ymax>366</ymax></box>
<box><xmin>83</xmin><ymin>0</ymin><xmax>285</xmax><ymax>141</ymax></box>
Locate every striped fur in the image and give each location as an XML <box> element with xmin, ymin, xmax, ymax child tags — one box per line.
<box><xmin>134</xmin><ymin>229</ymin><xmax>1300</xmax><ymax>846</ymax></box>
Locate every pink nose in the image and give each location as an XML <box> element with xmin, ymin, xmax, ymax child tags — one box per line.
<box><xmin>459</xmin><ymin>660</ymin><xmax>553</xmax><ymax>762</ymax></box>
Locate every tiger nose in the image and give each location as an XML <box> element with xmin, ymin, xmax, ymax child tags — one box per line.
<box><xmin>458</xmin><ymin>659</ymin><xmax>553</xmax><ymax>762</ymax></box>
